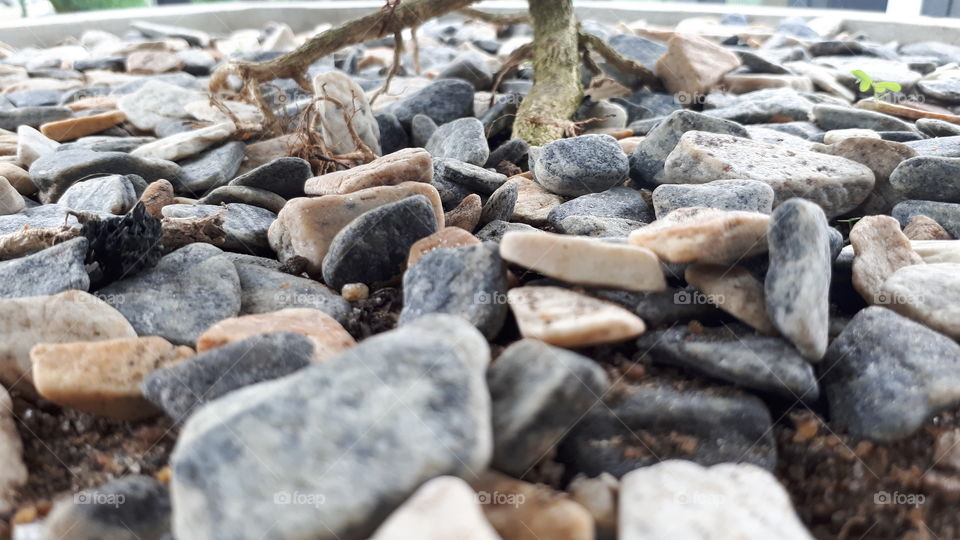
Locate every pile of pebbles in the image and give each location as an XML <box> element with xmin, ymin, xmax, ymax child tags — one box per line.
<box><xmin>2</xmin><ymin>10</ymin><xmax>960</xmax><ymax>540</ymax></box>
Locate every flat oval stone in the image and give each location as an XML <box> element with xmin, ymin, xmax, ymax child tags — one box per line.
<box><xmin>58</xmin><ymin>174</ymin><xmax>138</xmax><ymax>215</ymax></box>
<box><xmin>425</xmin><ymin>117</ymin><xmax>489</xmax><ymax>166</ymax></box>
<box><xmin>306</xmin><ymin>148</ymin><xmax>432</xmax><ymax>196</ymax></box>
<box><xmin>506</xmin><ymin>176</ymin><xmax>564</xmax><ymax>225</ymax></box>
<box><xmin>0</xmin><ymin>237</ymin><xmax>89</xmax><ymax>299</ymax></box>
<box><xmin>229</xmin><ymin>156</ymin><xmax>311</xmax><ymax>199</ymax></box>
<box><xmin>889</xmin><ymin>156</ymin><xmax>960</xmax><ymax>203</ymax></box>
<box><xmin>444</xmin><ymin>193</ymin><xmax>482</xmax><ymax>232</ymax></box>
<box><xmin>849</xmin><ymin>215</ymin><xmax>924</xmax><ymax>304</ymax></box>
<box><xmin>507</xmin><ymin>286</ymin><xmax>646</xmax><ymax>347</ymax></box>
<box><xmin>39</xmin><ymin>110</ymin><xmax>125</xmax><ymax>142</ymax></box>
<box><xmin>549</xmin><ymin>186</ymin><xmax>654</xmax><ymax>228</ymax></box>
<box><xmin>199</xmin><ymin>185</ymin><xmax>286</xmax><ymax>214</ymax></box>
<box><xmin>629</xmin><ymin>207</ymin><xmax>770</xmax><ymax>264</ymax></box>
<box><xmin>652</xmin><ymin>179</ymin><xmax>775</xmax><ymax>219</ymax></box>
<box><xmin>812</xmin><ymin>103</ymin><xmax>915</xmax><ymax>132</ymax></box>
<box><xmin>175</xmin><ymin>141</ymin><xmax>247</xmax><ymax>196</ymax></box>
<box><xmin>811</xmin><ymin>137</ymin><xmax>918</xmax><ymax>214</ymax></box>
<box><xmin>117</xmin><ymin>79</ymin><xmax>203</xmax><ymax>131</ymax></box>
<box><xmin>881</xmin><ymin>263</ymin><xmax>960</xmax><ymax>340</ymax></box>
<box><xmin>685</xmin><ymin>263</ymin><xmax>776</xmax><ymax>334</ymax></box>
<box><xmin>233</xmin><ymin>262</ymin><xmax>350</xmax><ymax>321</ymax></box>
<box><xmin>432</xmin><ymin>157</ymin><xmax>506</xmax><ymax>195</ymax></box>
<box><xmin>130</xmin><ymin>121</ymin><xmax>236</xmax><ymax>162</ymax></box>
<box><xmin>530</xmin><ymin>134</ymin><xmax>629</xmax><ymax>196</ymax></box>
<box><xmin>383</xmin><ymin>78</ymin><xmax>476</xmax><ymax>127</ymax></box>
<box><xmin>30</xmin><ymin>148</ymin><xmax>182</xmax><ymax>203</ymax></box>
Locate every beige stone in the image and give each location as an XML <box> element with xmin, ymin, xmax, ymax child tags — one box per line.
<box><xmin>408</xmin><ymin>227</ymin><xmax>480</xmax><ymax>267</ymax></box>
<box><xmin>501</xmin><ymin>231</ymin><xmax>667</xmax><ymax>292</ymax></box>
<box><xmin>904</xmin><ymin>215</ymin><xmax>952</xmax><ymax>241</ymax></box>
<box><xmin>823</xmin><ymin>129</ymin><xmax>880</xmax><ymax>145</ymax></box>
<box><xmin>39</xmin><ymin>110</ymin><xmax>126</xmax><ymax>142</ymax></box>
<box><xmin>268</xmin><ymin>182</ymin><xmax>444</xmax><ymax>275</ymax></box>
<box><xmin>629</xmin><ymin>207</ymin><xmax>769</xmax><ymax>264</ymax></box>
<box><xmin>507</xmin><ymin>176</ymin><xmax>564</xmax><ymax>226</ymax></box>
<box><xmin>313</xmin><ymin>71</ymin><xmax>381</xmax><ymax>156</ymax></box>
<box><xmin>0</xmin><ymin>176</ymin><xmax>25</xmax><ymax>216</ymax></box>
<box><xmin>304</xmin><ymin>148</ymin><xmax>431</xmax><ymax>195</ymax></box>
<box><xmin>850</xmin><ymin>216</ymin><xmax>924</xmax><ymax>304</ymax></box>
<box><xmin>811</xmin><ymin>137</ymin><xmax>917</xmax><ymax>214</ymax></box>
<box><xmin>618</xmin><ymin>136</ymin><xmax>644</xmax><ymax>155</ymax></box>
<box><xmin>371</xmin><ymin>476</ymin><xmax>500</xmax><ymax>540</ymax></box>
<box><xmin>445</xmin><ymin>193</ymin><xmax>483</xmax><ymax>232</ymax></box>
<box><xmin>30</xmin><ymin>337</ymin><xmax>193</xmax><ymax>420</ymax></box>
<box><xmin>196</xmin><ymin>308</ymin><xmax>356</xmax><ymax>363</ymax></box>
<box><xmin>656</xmin><ymin>34</ymin><xmax>741</xmax><ymax>99</ymax></box>
<box><xmin>138</xmin><ymin>179</ymin><xmax>176</xmax><ymax>218</ymax></box>
<box><xmin>341</xmin><ymin>283</ymin><xmax>369</xmax><ymax>302</ymax></box>
<box><xmin>0</xmin><ymin>163</ymin><xmax>33</xmax><ymax>197</ymax></box>
<box><xmin>237</xmin><ymin>134</ymin><xmax>300</xmax><ymax>175</ymax></box>
<box><xmin>470</xmin><ymin>471</ymin><xmax>594</xmax><ymax>540</ymax></box>
<box><xmin>0</xmin><ymin>291</ymin><xmax>137</xmax><ymax>397</ymax></box>
<box><xmin>130</xmin><ymin>121</ymin><xmax>236</xmax><ymax>162</ymax></box>
<box><xmin>125</xmin><ymin>50</ymin><xmax>184</xmax><ymax>74</ymax></box>
<box><xmin>881</xmin><ymin>263</ymin><xmax>960</xmax><ymax>339</ymax></box>
<box><xmin>0</xmin><ymin>384</ymin><xmax>26</xmax><ymax>515</ymax></box>
<box><xmin>857</xmin><ymin>98</ymin><xmax>960</xmax><ymax>124</ymax></box>
<box><xmin>685</xmin><ymin>263</ymin><xmax>776</xmax><ymax>334</ymax></box>
<box><xmin>65</xmin><ymin>95</ymin><xmax>119</xmax><ymax>112</ymax></box>
<box><xmin>508</xmin><ymin>286</ymin><xmax>646</xmax><ymax>347</ymax></box>
<box><xmin>16</xmin><ymin>125</ymin><xmax>59</xmax><ymax>168</ymax></box>
<box><xmin>568</xmin><ymin>473</ymin><xmax>619</xmax><ymax>539</ymax></box>
<box><xmin>911</xmin><ymin>240</ymin><xmax>960</xmax><ymax>263</ymax></box>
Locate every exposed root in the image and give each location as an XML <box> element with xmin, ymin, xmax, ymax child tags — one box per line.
<box><xmin>578</xmin><ymin>30</ymin><xmax>660</xmax><ymax>88</ymax></box>
<box><xmin>370</xmin><ymin>31</ymin><xmax>404</xmax><ymax>106</ymax></box>
<box><xmin>160</xmin><ymin>212</ymin><xmax>226</xmax><ymax>253</ymax></box>
<box><xmin>410</xmin><ymin>26</ymin><xmax>422</xmax><ymax>75</ymax></box>
<box><xmin>0</xmin><ymin>226</ymin><xmax>81</xmax><ymax>260</ymax></box>
<box><xmin>490</xmin><ymin>42</ymin><xmax>534</xmax><ymax>105</ymax></box>
<box><xmin>526</xmin><ymin>114</ymin><xmax>612</xmax><ymax>138</ymax></box>
<box><xmin>458</xmin><ymin>7</ymin><xmax>530</xmax><ymax>25</ymax></box>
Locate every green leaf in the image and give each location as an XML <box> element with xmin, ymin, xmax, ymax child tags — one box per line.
<box><xmin>851</xmin><ymin>69</ymin><xmax>872</xmax><ymax>92</ymax></box>
<box><xmin>873</xmin><ymin>81</ymin><xmax>902</xmax><ymax>93</ymax></box>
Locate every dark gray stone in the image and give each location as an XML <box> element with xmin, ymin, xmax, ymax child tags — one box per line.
<box><xmin>436</xmin><ymin>51</ymin><xmax>493</xmax><ymax>90</ymax></box>
<box><xmin>530</xmin><ymin>134</ymin><xmax>628</xmax><ymax>196</ymax></box>
<box><xmin>143</xmin><ymin>332</ymin><xmax>314</xmax><ymax>424</ymax></box>
<box><xmin>177</xmin><ymin>49</ymin><xmax>216</xmax><ymax>76</ymax></box>
<box><xmin>916</xmin><ymin>118</ymin><xmax>960</xmax><ymax>137</ymax></box>
<box><xmin>892</xmin><ymin>200</ymin><xmax>960</xmax><ymax>238</ymax></box>
<box><xmin>228</xmin><ymin>156</ymin><xmax>312</xmax><ymax>199</ymax></box>
<box><xmin>410</xmin><ymin>114</ymin><xmax>438</xmax><ymax>148</ymax></box>
<box><xmin>0</xmin><ymin>238</ymin><xmax>89</xmax><ymax>299</ymax></box>
<box><xmin>900</xmin><ymin>41</ymin><xmax>960</xmax><ymax>65</ymax></box>
<box><xmin>880</xmin><ymin>131</ymin><xmax>926</xmax><ymax>143</ymax></box>
<box><xmin>604</xmin><ymin>34</ymin><xmax>667</xmax><ymax>86</ymax></box>
<box><xmin>30</xmin><ymin>148</ymin><xmax>181</xmax><ymax>204</ymax></box>
<box><xmin>433</xmin><ymin>157</ymin><xmax>506</xmax><ymax>195</ymax></box>
<box><xmin>703</xmin><ymin>88</ymin><xmax>814</xmax><ymax>124</ymax></box>
<box><xmin>765</xmin><ymin>198</ymin><xmax>832</xmax><ymax>361</ymax></box>
<box><xmin>72</xmin><ymin>56</ymin><xmax>125</xmax><ymax>71</ymax></box>
<box><xmin>485</xmin><ymin>138</ymin><xmax>529</xmax><ymax>168</ymax></box>
<box><xmin>322</xmin><ymin>195</ymin><xmax>438</xmax><ymax>290</ymax></box>
<box><xmin>629</xmin><ymin>110</ymin><xmax>749</xmax><ymax>187</ymax></box>
<box><xmin>431</xmin><ymin>173</ymin><xmax>475</xmax><ymax>210</ymax></box>
<box><xmin>590</xmin><ymin>285</ymin><xmax>723</xmax><ymax>327</ymax></box>
<box><xmin>479</xmin><ymin>94</ymin><xmax>519</xmax><ymax>139</ymax></box>
<box><xmin>97</xmin><ymin>243</ymin><xmax>241</xmax><ymax>346</ymax></box>
<box><xmin>822</xmin><ymin>306</ymin><xmax>960</xmax><ymax>442</ymax></box>
<box><xmin>557</xmin><ymin>215</ymin><xmax>645</xmax><ymax>237</ymax></box>
<box><xmin>548</xmin><ymin>186</ymin><xmax>653</xmax><ymax>228</ymax></box>
<box><xmin>488</xmin><ymin>339</ymin><xmax>608</xmax><ymax>476</ymax></box>
<box><xmin>752</xmin><ymin>121</ymin><xmax>823</xmax><ymax>139</ymax></box>
<box><xmin>57</xmin><ymin>174</ymin><xmax>138</xmax><ymax>215</ymax></box>
<box><xmin>558</xmin><ymin>383</ymin><xmax>776</xmax><ymax>478</ymax></box>
<box><xmin>918</xmin><ymin>77</ymin><xmax>960</xmax><ymax>103</ymax></box>
<box><xmin>233</xmin><ymin>262</ymin><xmax>350</xmax><ymax>321</ymax></box>
<box><xmin>161</xmin><ymin>203</ymin><xmax>276</xmax><ymax>253</ymax></box>
<box><xmin>652</xmin><ymin>179</ymin><xmax>775</xmax><ymax>219</ymax></box>
<box><xmin>479</xmin><ymin>181</ymin><xmax>518</xmax><ymax>227</ymax></box>
<box><xmin>736</xmin><ymin>49</ymin><xmax>793</xmax><ymax>74</ymax></box>
<box><xmin>131</xmin><ymin>20</ymin><xmax>210</xmax><ymax>47</ymax></box>
<box><xmin>200</xmin><ymin>185</ymin><xmax>286</xmax><ymax>214</ymax></box>
<box><xmin>0</xmin><ymin>106</ymin><xmax>71</xmax><ymax>130</ymax></box>
<box><xmin>57</xmin><ymin>135</ymin><xmax>155</xmax><ymax>153</ymax></box>
<box><xmin>168</xmin><ymin>315</ymin><xmax>491</xmax><ymax>540</ymax></box>
<box><xmin>425</xmin><ymin>117</ymin><xmax>489</xmax><ymax>166</ymax></box>
<box><xmin>638</xmin><ymin>326</ymin><xmax>819</xmax><ymax>400</ymax></box>
<box><xmin>375</xmin><ymin>112</ymin><xmax>408</xmax><ymax>155</ymax></box>
<box><xmin>176</xmin><ymin>142</ymin><xmax>246</xmax><ymax>196</ymax></box>
<box><xmin>889</xmin><ymin>156</ymin><xmax>960</xmax><ymax>202</ymax></box>
<box><xmin>475</xmin><ymin>220</ymin><xmax>539</xmax><ymax>243</ymax></box>
<box><xmin>46</xmin><ymin>475</ymin><xmax>170</xmax><ymax>540</ymax></box>
<box><xmin>905</xmin><ymin>135</ymin><xmax>960</xmax><ymax>157</ymax></box>
<box><xmin>812</xmin><ymin>104</ymin><xmax>915</xmax><ymax>132</ymax></box>
<box><xmin>383</xmin><ymin>78</ymin><xmax>475</xmax><ymax>127</ymax></box>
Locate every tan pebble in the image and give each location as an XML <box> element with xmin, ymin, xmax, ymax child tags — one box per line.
<box><xmin>0</xmin><ymin>163</ymin><xmax>35</xmax><ymax>197</ymax></box>
<box><xmin>685</xmin><ymin>263</ymin><xmax>777</xmax><ymax>334</ymax></box>
<box><xmin>508</xmin><ymin>286</ymin><xmax>646</xmax><ymax>347</ymax></box>
<box><xmin>138</xmin><ymin>179</ymin><xmax>176</xmax><ymax>218</ymax></box>
<box><xmin>304</xmin><ymin>148</ymin><xmax>432</xmax><ymax>195</ymax></box>
<box><xmin>66</xmin><ymin>95</ymin><xmax>119</xmax><ymax>111</ymax></box>
<box><xmin>125</xmin><ymin>50</ymin><xmax>184</xmax><ymax>74</ymax></box>
<box><xmin>236</xmin><ymin>134</ymin><xmax>299</xmax><ymax>175</ymax></box>
<box><xmin>656</xmin><ymin>33</ymin><xmax>741</xmax><ymax>98</ymax></box>
<box><xmin>371</xmin><ymin>476</ymin><xmax>500</xmax><ymax>540</ymax></box>
<box><xmin>196</xmin><ymin>308</ymin><xmax>356</xmax><ymax>362</ymax></box>
<box><xmin>629</xmin><ymin>207</ymin><xmax>769</xmax><ymax>264</ymax></box>
<box><xmin>444</xmin><ymin>193</ymin><xmax>482</xmax><ymax>232</ymax></box>
<box><xmin>408</xmin><ymin>227</ymin><xmax>481</xmax><ymax>267</ymax></box>
<box><xmin>506</xmin><ymin>176</ymin><xmax>564</xmax><ymax>226</ymax></box>
<box><xmin>30</xmin><ymin>336</ymin><xmax>193</xmax><ymax>420</ymax></box>
<box><xmin>850</xmin><ymin>215</ymin><xmax>923</xmax><ymax>304</ymax></box>
<box><xmin>40</xmin><ymin>110</ymin><xmax>126</xmax><ymax>142</ymax></box>
<box><xmin>618</xmin><ymin>136</ymin><xmax>644</xmax><ymax>154</ymax></box>
<box><xmin>904</xmin><ymin>215</ymin><xmax>952</xmax><ymax>241</ymax></box>
<box><xmin>0</xmin><ymin>176</ymin><xmax>25</xmax><ymax>216</ymax></box>
<box><xmin>341</xmin><ymin>283</ymin><xmax>369</xmax><ymax>302</ymax></box>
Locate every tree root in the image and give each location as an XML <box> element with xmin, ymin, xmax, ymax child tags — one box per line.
<box><xmin>578</xmin><ymin>30</ymin><xmax>659</xmax><ymax>88</ymax></box>
<box><xmin>458</xmin><ymin>7</ymin><xmax>530</xmax><ymax>25</ymax></box>
<box><xmin>160</xmin><ymin>212</ymin><xmax>226</xmax><ymax>253</ymax></box>
<box><xmin>370</xmin><ymin>31</ymin><xmax>404</xmax><ymax>106</ymax></box>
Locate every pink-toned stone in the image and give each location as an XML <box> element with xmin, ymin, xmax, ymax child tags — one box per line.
<box><xmin>656</xmin><ymin>34</ymin><xmax>741</xmax><ymax>98</ymax></box>
<box><xmin>904</xmin><ymin>215</ymin><xmax>952</xmax><ymax>241</ymax></box>
<box><xmin>628</xmin><ymin>207</ymin><xmax>769</xmax><ymax>264</ymax></box>
<box><xmin>445</xmin><ymin>193</ymin><xmax>483</xmax><ymax>232</ymax></box>
<box><xmin>304</xmin><ymin>148</ymin><xmax>431</xmax><ymax>195</ymax></box>
<box><xmin>850</xmin><ymin>215</ymin><xmax>924</xmax><ymax>304</ymax></box>
<box><xmin>685</xmin><ymin>263</ymin><xmax>777</xmax><ymax>334</ymax></box>
<box><xmin>508</xmin><ymin>286</ymin><xmax>646</xmax><ymax>347</ymax></box>
<box><xmin>408</xmin><ymin>227</ymin><xmax>481</xmax><ymax>267</ymax></box>
<box><xmin>125</xmin><ymin>50</ymin><xmax>184</xmax><ymax>74</ymax></box>
<box><xmin>39</xmin><ymin>110</ymin><xmax>126</xmax><ymax>142</ymax></box>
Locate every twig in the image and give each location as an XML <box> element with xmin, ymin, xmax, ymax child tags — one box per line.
<box><xmin>410</xmin><ymin>25</ymin><xmax>422</xmax><ymax>75</ymax></box>
<box><xmin>370</xmin><ymin>31</ymin><xmax>404</xmax><ymax>106</ymax></box>
<box><xmin>160</xmin><ymin>212</ymin><xmax>226</xmax><ymax>253</ymax></box>
<box><xmin>578</xmin><ymin>30</ymin><xmax>660</xmax><ymax>88</ymax></box>
<box><xmin>489</xmin><ymin>42</ymin><xmax>533</xmax><ymax>105</ymax></box>
<box><xmin>458</xmin><ymin>7</ymin><xmax>530</xmax><ymax>25</ymax></box>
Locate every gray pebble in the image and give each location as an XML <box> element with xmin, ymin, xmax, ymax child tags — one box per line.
<box><xmin>234</xmin><ymin>262</ymin><xmax>350</xmax><ymax>321</ymax></box>
<box><xmin>425</xmin><ymin>117</ymin><xmax>489</xmax><ymax>166</ymax></box>
<box><xmin>0</xmin><ymin>238</ymin><xmax>89</xmax><ymax>299</ymax></box>
<box><xmin>176</xmin><ymin>142</ymin><xmax>247</xmax><ymax>196</ymax></box>
<box><xmin>30</xmin><ymin>148</ymin><xmax>181</xmax><ymax>203</ymax></box>
<box><xmin>479</xmin><ymin>181</ymin><xmax>518</xmax><ymax>227</ymax></box>
<box><xmin>652</xmin><ymin>179</ymin><xmax>775</xmax><ymax>219</ymax></box>
<box><xmin>200</xmin><ymin>185</ymin><xmax>287</xmax><ymax>214</ymax></box>
<box><xmin>531</xmin><ymin>134</ymin><xmax>628</xmax><ymax>196</ymax></box>
<box><xmin>229</xmin><ymin>156</ymin><xmax>312</xmax><ymax>199</ymax></box>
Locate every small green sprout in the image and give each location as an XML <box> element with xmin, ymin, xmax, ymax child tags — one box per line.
<box><xmin>851</xmin><ymin>70</ymin><xmax>902</xmax><ymax>100</ymax></box>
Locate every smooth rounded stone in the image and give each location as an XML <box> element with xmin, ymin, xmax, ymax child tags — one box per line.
<box><xmin>384</xmin><ymin>78</ymin><xmax>476</xmax><ymax>127</ymax></box>
<box><xmin>0</xmin><ymin>176</ymin><xmax>24</xmax><ymax>216</ymax></box>
<box><xmin>17</xmin><ymin>125</ymin><xmax>60</xmax><ymax>167</ymax></box>
<box><xmin>0</xmin><ymin>237</ymin><xmax>89</xmax><ymax>299</ymax></box>
<box><xmin>376</xmin><ymin>112</ymin><xmax>408</xmax><ymax>155</ymax></box>
<box><xmin>57</xmin><ymin>135</ymin><xmax>155</xmax><ymax>153</ymax></box>
<box><xmin>568</xmin><ymin>474</ymin><xmax>618</xmax><ymax>539</ymax></box>
<box><xmin>444</xmin><ymin>193</ymin><xmax>482</xmax><ymax>232</ymax></box>
<box><xmin>548</xmin><ymin>186</ymin><xmax>653</xmax><ymax>229</ymax></box>
<box><xmin>432</xmin><ymin>157</ymin><xmax>507</xmax><ymax>195</ymax></box>
<box><xmin>559</xmin><ymin>215</ymin><xmax>645</xmax><ymax>237</ymax></box>
<box><xmin>199</xmin><ymin>185</ymin><xmax>286</xmax><ymax>214</ymax></box>
<box><xmin>663</xmin><ymin>131</ymin><xmax>875</xmax><ymax>218</ymax></box>
<box><xmin>488</xmin><ymin>339</ymin><xmax>608</xmax><ymax>476</ymax></box>
<box><xmin>917</xmin><ymin>118</ymin><xmax>960</xmax><ymax>137</ymax></box>
<box><xmin>812</xmin><ymin>104</ymin><xmax>915</xmax><ymax>132</ymax></box>
<box><xmin>118</xmin><ymin>80</ymin><xmax>202</xmax><ymax>131</ymax></box>
<box><xmin>313</xmin><ymin>71</ymin><xmax>381</xmax><ymax>156</ymax></box>
<box><xmin>904</xmin><ymin>215</ymin><xmax>952</xmax><ymax>240</ymax></box>
<box><xmin>411</xmin><ymin>114</ymin><xmax>438</xmax><ymax>147</ymax></box>
<box><xmin>97</xmin><ymin>243</ymin><xmax>241</xmax><ymax>346</ymax></box>
<box><xmin>918</xmin><ymin>77</ymin><xmax>960</xmax><ymax>103</ymax></box>
<box><xmin>126</xmin><ymin>50</ymin><xmax>184</xmax><ymax>73</ymax></box>
<box><xmin>629</xmin><ymin>207</ymin><xmax>769</xmax><ymax>264</ymax></box>
<box><xmin>0</xmin><ymin>106</ymin><xmax>71</xmax><ymax>131</ymax></box>
<box><xmin>470</xmin><ymin>471</ymin><xmax>595</xmax><ymax>540</ymax></box>
<box><xmin>485</xmin><ymin>138</ymin><xmax>529</xmax><ymax>169</ymax></box>
<box><xmin>424</xmin><ymin>117</ymin><xmax>489</xmax><ymax>166</ymax></box>
<box><xmin>229</xmin><ymin>156</ymin><xmax>311</xmax><ymax>199</ymax></box>
<box><xmin>811</xmin><ymin>136</ymin><xmax>918</xmax><ymax>214</ymax></box>
<box><xmin>407</xmin><ymin>225</ymin><xmax>480</xmax><ymax>267</ymax></box>
<box><xmin>130</xmin><ymin>122</ymin><xmax>236</xmax><ymax>162</ymax></box>
<box><xmin>905</xmin><ymin>135</ymin><xmax>960</xmax><ymax>157</ymax></box>
<box><xmin>0</xmin><ymin>163</ymin><xmax>35</xmax><ymax>197</ymax></box>
<box><xmin>436</xmin><ymin>51</ymin><xmax>494</xmax><ymax>90</ymax></box>
<box><xmin>400</xmin><ymin>242</ymin><xmax>507</xmax><ymax>339</ymax></box>
<box><xmin>0</xmin><ymin>204</ymin><xmax>86</xmax><ymax>235</ymax></box>
<box><xmin>685</xmin><ymin>263</ymin><xmax>776</xmax><ymax>334</ymax></box>
<box><xmin>558</xmin><ymin>383</ymin><xmax>776</xmax><ymax>477</ymax></box>
<box><xmin>43</xmin><ymin>475</ymin><xmax>171</xmax><ymax>540</ymax></box>
<box><xmin>530</xmin><ymin>134</ymin><xmax>628</xmax><ymax>197</ymax></box>
<box><xmin>508</xmin><ymin>286</ymin><xmax>647</xmax><ymax>347</ymax></box>
<box><xmin>652</xmin><ymin>179</ymin><xmax>774</xmax><ymax>219</ymax></box>
<box><xmin>30</xmin><ymin>336</ymin><xmax>193</xmax><ymax>420</ymax></box>
<box><xmin>269</xmin><ymin>182</ymin><xmax>444</xmax><ymax>275</ymax></box>
<box><xmin>0</xmin><ymin>384</ymin><xmax>26</xmax><ymax>515</ymax></box>
<box><xmin>580</xmin><ymin>100</ymin><xmax>628</xmax><ymax>130</ymax></box>
<box><xmin>305</xmin><ymin>148</ymin><xmax>432</xmax><ymax>196</ymax></box>
<box><xmin>823</xmin><ymin>128</ymin><xmax>880</xmax><ymax>144</ymax></box>
<box><xmin>166</xmin><ymin>141</ymin><xmax>245</xmax><ymax>196</ymax></box>
<box><xmin>655</xmin><ymin>34</ymin><xmax>741</xmax><ymax>99</ymax></box>
<box><xmin>139</xmin><ymin>179</ymin><xmax>175</xmax><ymax>218</ymax></box>
<box><xmin>30</xmin><ymin>148</ymin><xmax>181</xmax><ymax>203</ymax></box>
<box><xmin>502</xmin><ymin>231</ymin><xmax>666</xmax><ymax>292</ymax></box>
<box><xmin>880</xmin><ymin>263</ymin><xmax>960</xmax><ymax>339</ymax></box>
<box><xmin>431</xmin><ymin>171</ymin><xmax>475</xmax><ymax>210</ymax></box>
<box><xmin>197</xmin><ymin>308</ymin><xmax>354</xmax><ymax>362</ymax></box>
<box><xmin>56</xmin><ymin>173</ymin><xmax>137</xmax><ymax>215</ymax></box>
<box><xmin>849</xmin><ymin>216</ymin><xmax>924</xmax><ymax>304</ymax></box>
<box><xmin>322</xmin><ymin>195</ymin><xmax>439</xmax><ymax>290</ymax></box>
<box><xmin>907</xmin><ymin>240</ymin><xmax>960</xmax><ymax>264</ymax></box>
<box><xmin>8</xmin><ymin>89</ymin><xmax>64</xmax><ymax>108</ymax></box>
<box><xmin>893</xmin><ymin>200</ymin><xmax>960</xmax><ymax>238</ymax></box>
<box><xmin>502</xmin><ymin>176</ymin><xmax>563</xmax><ymax>226</ymax></box>
<box><xmin>0</xmin><ymin>290</ymin><xmax>136</xmax><ymax>395</ymax></box>
<box><xmin>162</xmin><ymin>203</ymin><xmax>275</xmax><ymax>253</ymax></box>
<box><xmin>233</xmin><ymin>262</ymin><xmax>350</xmax><ymax>322</ymax></box>
<box><xmin>702</xmin><ymin>87</ymin><xmax>814</xmax><ymax>124</ymax></box>
<box><xmin>143</xmin><ymin>332</ymin><xmax>314</xmax><ymax>424</ymax></box>
<box><xmin>619</xmin><ymin>461</ymin><xmax>812</xmax><ymax>540</ymax></box>
<box><xmin>478</xmin><ymin>181</ymin><xmax>518</xmax><ymax>227</ymax></box>
<box><xmin>475</xmin><ymin>219</ymin><xmax>539</xmax><ymax>243</ymax></box>
<box><xmin>889</xmin><ymin>156</ymin><xmax>960</xmax><ymax>203</ymax></box>
<box><xmin>39</xmin><ymin>110</ymin><xmax>125</xmax><ymax>143</ymax></box>
<box><xmin>753</xmin><ymin>120</ymin><xmax>823</xmax><ymax>140</ymax></box>
<box><xmin>822</xmin><ymin>306</ymin><xmax>960</xmax><ymax>441</ymax></box>
<box><xmin>765</xmin><ymin>199</ymin><xmax>831</xmax><ymax>361</ymax></box>
<box><xmin>371</xmin><ymin>476</ymin><xmax>499</xmax><ymax>540</ymax></box>
<box><xmin>169</xmin><ymin>315</ymin><xmax>491</xmax><ymax>540</ymax></box>
<box><xmin>745</xmin><ymin>126</ymin><xmax>815</xmax><ymax>152</ymax></box>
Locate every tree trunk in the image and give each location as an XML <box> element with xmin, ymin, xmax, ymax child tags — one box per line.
<box><xmin>511</xmin><ymin>0</ymin><xmax>582</xmax><ymax>146</ymax></box>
